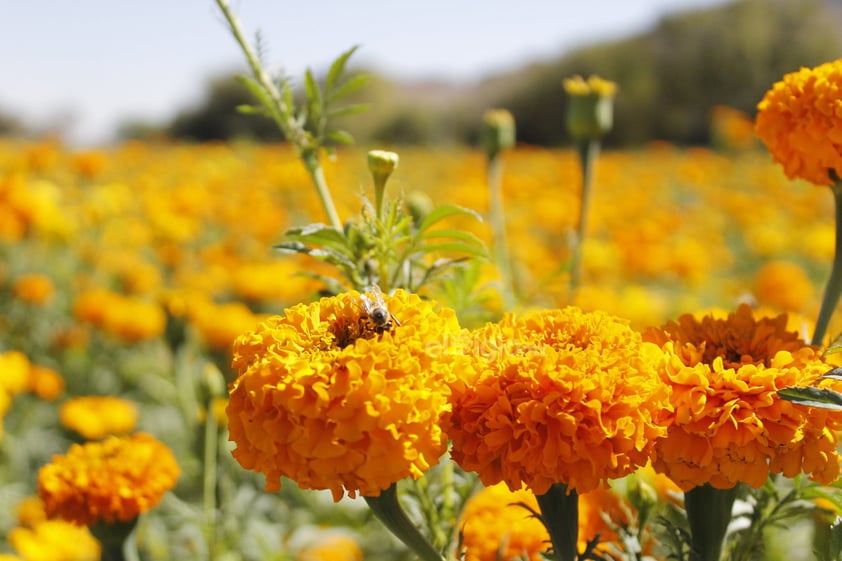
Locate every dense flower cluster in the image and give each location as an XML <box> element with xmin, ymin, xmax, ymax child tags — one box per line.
<box><xmin>73</xmin><ymin>288</ymin><xmax>166</xmax><ymax>342</ymax></box>
<box><xmin>59</xmin><ymin>396</ymin><xmax>138</xmax><ymax>440</ymax></box>
<box><xmin>755</xmin><ymin>58</ymin><xmax>842</xmax><ymax>186</ymax></box>
<box><xmin>643</xmin><ymin>304</ymin><xmax>842</xmax><ymax>490</ymax></box>
<box><xmin>38</xmin><ymin>433</ymin><xmax>180</xmax><ymax>526</ymax></box>
<box><xmin>445</xmin><ymin>307</ymin><xmax>670</xmax><ymax>495</ymax></box>
<box><xmin>227</xmin><ymin>288</ymin><xmax>466</xmax><ymax>500</ymax></box>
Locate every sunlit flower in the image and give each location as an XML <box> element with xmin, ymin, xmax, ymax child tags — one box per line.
<box><xmin>753</xmin><ymin>259</ymin><xmax>816</xmax><ymax>313</ymax></box>
<box><xmin>643</xmin><ymin>304</ymin><xmax>842</xmax><ymax>490</ymax></box>
<box><xmin>7</xmin><ymin>520</ymin><xmax>100</xmax><ymax>561</ymax></box>
<box><xmin>73</xmin><ymin>288</ymin><xmax>165</xmax><ymax>343</ymax></box>
<box><xmin>189</xmin><ymin>298</ymin><xmax>267</xmax><ymax>352</ymax></box>
<box><xmin>445</xmin><ymin>307</ymin><xmax>670</xmax><ymax>495</ymax></box>
<box><xmin>459</xmin><ymin>483</ymin><xmax>550</xmax><ymax>561</ymax></box>
<box><xmin>59</xmin><ymin>396</ymin><xmax>138</xmax><ymax>440</ymax></box>
<box><xmin>0</xmin><ymin>350</ymin><xmax>31</xmax><ymax>395</ymax></box>
<box><xmin>38</xmin><ymin>433</ymin><xmax>180</xmax><ymax>526</ymax></box>
<box><xmin>227</xmin><ymin>289</ymin><xmax>465</xmax><ymax>501</ymax></box>
<box><xmin>11</xmin><ymin>273</ymin><xmax>55</xmax><ymax>305</ymax></box>
<box><xmin>755</xmin><ymin>58</ymin><xmax>842</xmax><ymax>186</ymax></box>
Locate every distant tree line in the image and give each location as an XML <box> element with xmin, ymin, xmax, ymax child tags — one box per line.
<box><xmin>119</xmin><ymin>0</ymin><xmax>842</xmax><ymax>148</ymax></box>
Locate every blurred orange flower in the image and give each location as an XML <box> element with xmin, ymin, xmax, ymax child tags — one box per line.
<box><xmin>11</xmin><ymin>273</ymin><xmax>55</xmax><ymax>305</ymax></box>
<box><xmin>296</xmin><ymin>533</ymin><xmax>364</xmax><ymax>561</ymax></box>
<box><xmin>753</xmin><ymin>259</ymin><xmax>816</xmax><ymax>312</ymax></box>
<box><xmin>73</xmin><ymin>288</ymin><xmax>165</xmax><ymax>343</ymax></box>
<box><xmin>38</xmin><ymin>433</ymin><xmax>180</xmax><ymax>526</ymax></box>
<box><xmin>227</xmin><ymin>289</ymin><xmax>465</xmax><ymax>500</ymax></box>
<box><xmin>755</xmin><ymin>58</ymin><xmax>842</xmax><ymax>186</ymax></box>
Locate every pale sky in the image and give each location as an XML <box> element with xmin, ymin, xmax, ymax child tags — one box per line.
<box><xmin>2</xmin><ymin>0</ymin><xmax>730</xmax><ymax>146</ymax></box>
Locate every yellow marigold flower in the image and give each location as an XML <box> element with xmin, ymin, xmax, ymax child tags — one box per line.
<box><xmin>16</xmin><ymin>496</ymin><xmax>48</xmax><ymax>528</ymax></box>
<box><xmin>189</xmin><ymin>298</ymin><xmax>267</xmax><ymax>352</ymax></box>
<box><xmin>38</xmin><ymin>432</ymin><xmax>180</xmax><ymax>526</ymax></box>
<box><xmin>73</xmin><ymin>289</ymin><xmax>165</xmax><ymax>343</ymax></box>
<box><xmin>459</xmin><ymin>483</ymin><xmax>550</xmax><ymax>561</ymax></box>
<box><xmin>59</xmin><ymin>396</ymin><xmax>138</xmax><ymax>440</ymax></box>
<box><xmin>755</xmin><ymin>59</ymin><xmax>842</xmax><ymax>186</ymax></box>
<box><xmin>445</xmin><ymin>307</ymin><xmax>670</xmax><ymax>495</ymax></box>
<box><xmin>227</xmin><ymin>289</ymin><xmax>465</xmax><ymax>501</ymax></box>
<box><xmin>8</xmin><ymin>520</ymin><xmax>100</xmax><ymax>561</ymax></box>
<box><xmin>0</xmin><ymin>350</ymin><xmax>31</xmax><ymax>395</ymax></box>
<box><xmin>28</xmin><ymin>365</ymin><xmax>65</xmax><ymax>401</ymax></box>
<box><xmin>297</xmin><ymin>533</ymin><xmax>364</xmax><ymax>561</ymax></box>
<box><xmin>12</xmin><ymin>273</ymin><xmax>55</xmax><ymax>305</ymax></box>
<box><xmin>643</xmin><ymin>304</ymin><xmax>842</xmax><ymax>490</ymax></box>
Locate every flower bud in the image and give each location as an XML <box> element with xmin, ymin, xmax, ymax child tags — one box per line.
<box><xmin>480</xmin><ymin>109</ymin><xmax>516</xmax><ymax>159</ymax></box>
<box><xmin>367</xmin><ymin>150</ymin><xmax>399</xmax><ymax>218</ymax></box>
<box><xmin>563</xmin><ymin>75</ymin><xmax>617</xmax><ymax>141</ymax></box>
<box><xmin>405</xmin><ymin>190</ymin><xmax>433</xmax><ymax>228</ymax></box>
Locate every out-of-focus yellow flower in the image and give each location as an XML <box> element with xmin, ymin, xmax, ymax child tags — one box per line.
<box><xmin>59</xmin><ymin>396</ymin><xmax>138</xmax><ymax>440</ymax></box>
<box><xmin>753</xmin><ymin>259</ymin><xmax>816</xmax><ymax>313</ymax></box>
<box><xmin>8</xmin><ymin>520</ymin><xmax>100</xmax><ymax>561</ymax></box>
<box><xmin>445</xmin><ymin>307</ymin><xmax>670</xmax><ymax>495</ymax></box>
<box><xmin>189</xmin><ymin>298</ymin><xmax>267</xmax><ymax>352</ymax></box>
<box><xmin>755</xmin><ymin>59</ymin><xmax>842</xmax><ymax>186</ymax></box>
<box><xmin>28</xmin><ymin>365</ymin><xmax>64</xmax><ymax>401</ymax></box>
<box><xmin>11</xmin><ymin>273</ymin><xmax>55</xmax><ymax>305</ymax></box>
<box><xmin>227</xmin><ymin>289</ymin><xmax>465</xmax><ymax>501</ymax></box>
<box><xmin>709</xmin><ymin>105</ymin><xmax>757</xmax><ymax>151</ymax></box>
<box><xmin>16</xmin><ymin>496</ymin><xmax>48</xmax><ymax>528</ymax></box>
<box><xmin>297</xmin><ymin>533</ymin><xmax>364</xmax><ymax>561</ymax></box>
<box><xmin>38</xmin><ymin>433</ymin><xmax>180</xmax><ymax>526</ymax></box>
<box><xmin>0</xmin><ymin>350</ymin><xmax>31</xmax><ymax>395</ymax></box>
<box><xmin>643</xmin><ymin>304</ymin><xmax>842</xmax><ymax>490</ymax></box>
<box><xmin>459</xmin><ymin>483</ymin><xmax>549</xmax><ymax>561</ymax></box>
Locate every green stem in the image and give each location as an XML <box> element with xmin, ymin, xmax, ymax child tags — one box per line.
<box><xmin>812</xmin><ymin>181</ymin><xmax>842</xmax><ymax>346</ymax></box>
<box><xmin>202</xmin><ymin>399</ymin><xmax>220</xmax><ymax>560</ymax></box>
<box><xmin>215</xmin><ymin>0</ymin><xmax>343</xmax><ymax>231</ymax></box>
<box><xmin>535</xmin><ymin>483</ymin><xmax>579</xmax><ymax>561</ymax></box>
<box><xmin>364</xmin><ymin>484</ymin><xmax>446</xmax><ymax>561</ymax></box>
<box><xmin>488</xmin><ymin>152</ymin><xmax>515</xmax><ymax>309</ymax></box>
<box><xmin>685</xmin><ymin>484</ymin><xmax>738</xmax><ymax>561</ymax></box>
<box><xmin>90</xmin><ymin>518</ymin><xmax>139</xmax><ymax>561</ymax></box>
<box><xmin>570</xmin><ymin>139</ymin><xmax>600</xmax><ymax>295</ymax></box>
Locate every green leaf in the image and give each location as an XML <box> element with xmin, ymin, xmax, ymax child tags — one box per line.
<box><xmin>235</xmin><ymin>104</ymin><xmax>264</xmax><ymax>115</ymax></box>
<box><xmin>285</xmin><ymin>223</ymin><xmax>348</xmax><ymax>248</ymax></box>
<box><xmin>778</xmin><ymin>386</ymin><xmax>842</xmax><ymax>410</ymax></box>
<box><xmin>822</xmin><ymin>367</ymin><xmax>842</xmax><ymax>381</ymax></box>
<box><xmin>237</xmin><ymin>75</ymin><xmax>275</xmax><ymax>110</ymax></box>
<box><xmin>421</xmin><ymin>228</ymin><xmax>486</xmax><ymax>247</ymax></box>
<box><xmin>325</xmin><ymin>45</ymin><xmax>360</xmax><ymax>94</ymax></box>
<box><xmin>417</xmin><ymin>204</ymin><xmax>483</xmax><ymax>235</ymax></box>
<box><xmin>327</xmin><ymin>103</ymin><xmax>370</xmax><ymax>120</ymax></box>
<box><xmin>327</xmin><ymin>74</ymin><xmax>370</xmax><ymax>103</ymax></box>
<box><xmin>411</xmin><ymin>242</ymin><xmax>488</xmax><ymax>259</ymax></box>
<box><xmin>304</xmin><ymin>68</ymin><xmax>323</xmax><ymax>108</ymax></box>
<box><xmin>325</xmin><ymin>129</ymin><xmax>355</xmax><ymax>146</ymax></box>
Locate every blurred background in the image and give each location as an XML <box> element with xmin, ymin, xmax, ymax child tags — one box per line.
<box><xmin>2</xmin><ymin>0</ymin><xmax>841</xmax><ymax>148</ymax></box>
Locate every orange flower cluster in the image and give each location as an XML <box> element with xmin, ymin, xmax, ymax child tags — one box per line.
<box><xmin>59</xmin><ymin>396</ymin><xmax>138</xmax><ymax>440</ymax></box>
<box><xmin>445</xmin><ymin>307</ymin><xmax>670</xmax><ymax>495</ymax></box>
<box><xmin>644</xmin><ymin>304</ymin><xmax>842</xmax><ymax>490</ymax></box>
<box><xmin>227</xmin><ymin>289</ymin><xmax>466</xmax><ymax>500</ymax></box>
<box><xmin>38</xmin><ymin>432</ymin><xmax>180</xmax><ymax>526</ymax></box>
<box><xmin>73</xmin><ymin>287</ymin><xmax>166</xmax><ymax>343</ymax></box>
<box><xmin>11</xmin><ymin>273</ymin><xmax>55</xmax><ymax>305</ymax></box>
<box><xmin>755</xmin><ymin>58</ymin><xmax>842</xmax><ymax>186</ymax></box>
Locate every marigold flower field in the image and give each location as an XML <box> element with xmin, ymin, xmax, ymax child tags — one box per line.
<box><xmin>0</xmin><ymin>126</ymin><xmax>840</xmax><ymax>560</ymax></box>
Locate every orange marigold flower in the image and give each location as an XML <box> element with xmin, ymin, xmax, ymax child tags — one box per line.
<box><xmin>753</xmin><ymin>259</ymin><xmax>815</xmax><ymax>313</ymax></box>
<box><xmin>643</xmin><ymin>304</ymin><xmax>842</xmax><ymax>490</ymax></box>
<box><xmin>459</xmin><ymin>483</ymin><xmax>550</xmax><ymax>561</ymax></box>
<box><xmin>189</xmin><ymin>298</ymin><xmax>267</xmax><ymax>352</ymax></box>
<box><xmin>755</xmin><ymin>59</ymin><xmax>842</xmax><ymax>186</ymax></box>
<box><xmin>12</xmin><ymin>273</ymin><xmax>55</xmax><ymax>305</ymax></box>
<box><xmin>38</xmin><ymin>432</ymin><xmax>180</xmax><ymax>526</ymax></box>
<box><xmin>28</xmin><ymin>365</ymin><xmax>65</xmax><ymax>401</ymax></box>
<box><xmin>445</xmin><ymin>307</ymin><xmax>670</xmax><ymax>495</ymax></box>
<box><xmin>227</xmin><ymin>289</ymin><xmax>465</xmax><ymax>501</ymax></box>
<box><xmin>59</xmin><ymin>396</ymin><xmax>138</xmax><ymax>440</ymax></box>
<box><xmin>73</xmin><ymin>288</ymin><xmax>166</xmax><ymax>343</ymax></box>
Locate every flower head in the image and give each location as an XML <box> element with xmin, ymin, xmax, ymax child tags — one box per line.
<box><xmin>12</xmin><ymin>273</ymin><xmax>55</xmax><ymax>305</ymax></box>
<box><xmin>38</xmin><ymin>433</ymin><xmax>180</xmax><ymax>526</ymax></box>
<box><xmin>563</xmin><ymin>75</ymin><xmax>617</xmax><ymax>141</ymax></box>
<box><xmin>59</xmin><ymin>396</ymin><xmax>138</xmax><ymax>440</ymax></box>
<box><xmin>227</xmin><ymin>289</ymin><xmax>465</xmax><ymax>500</ymax></box>
<box><xmin>445</xmin><ymin>307</ymin><xmax>670</xmax><ymax>495</ymax></box>
<box><xmin>643</xmin><ymin>304</ymin><xmax>842</xmax><ymax>490</ymax></box>
<box><xmin>755</xmin><ymin>59</ymin><xmax>842</xmax><ymax>186</ymax></box>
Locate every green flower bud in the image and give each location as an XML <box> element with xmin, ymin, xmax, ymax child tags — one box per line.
<box><xmin>367</xmin><ymin>150</ymin><xmax>399</xmax><ymax>219</ymax></box>
<box><xmin>404</xmin><ymin>190</ymin><xmax>433</xmax><ymax>228</ymax></box>
<box><xmin>563</xmin><ymin>75</ymin><xmax>617</xmax><ymax>141</ymax></box>
<box><xmin>480</xmin><ymin>109</ymin><xmax>516</xmax><ymax>159</ymax></box>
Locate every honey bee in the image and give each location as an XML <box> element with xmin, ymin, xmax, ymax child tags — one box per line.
<box><xmin>360</xmin><ymin>284</ymin><xmax>400</xmax><ymax>334</ymax></box>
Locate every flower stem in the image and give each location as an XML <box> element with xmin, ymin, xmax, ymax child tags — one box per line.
<box><xmin>812</xmin><ymin>181</ymin><xmax>842</xmax><ymax>346</ymax></box>
<box><xmin>364</xmin><ymin>483</ymin><xmax>446</xmax><ymax>561</ymax></box>
<box><xmin>570</xmin><ymin>138</ymin><xmax>600</xmax><ymax>295</ymax></box>
<box><xmin>202</xmin><ymin>398</ymin><xmax>220</xmax><ymax>559</ymax></box>
<box><xmin>488</xmin><ymin>152</ymin><xmax>515</xmax><ymax>309</ymax></box>
<box><xmin>535</xmin><ymin>483</ymin><xmax>579</xmax><ymax>561</ymax></box>
<box><xmin>90</xmin><ymin>518</ymin><xmax>139</xmax><ymax>561</ymax></box>
<box><xmin>685</xmin><ymin>483</ymin><xmax>738</xmax><ymax>561</ymax></box>
<box><xmin>214</xmin><ymin>0</ymin><xmax>343</xmax><ymax>231</ymax></box>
